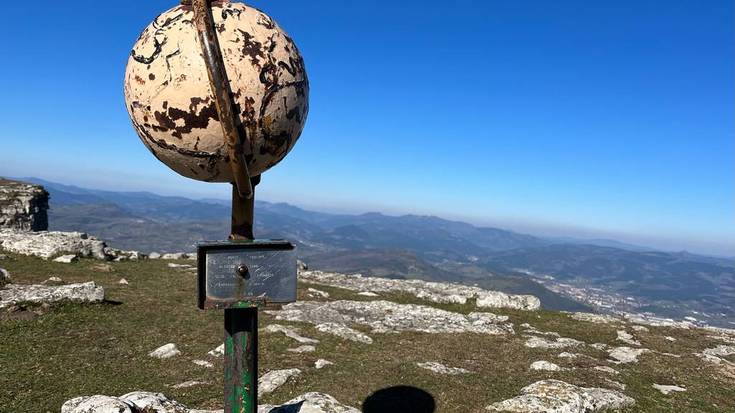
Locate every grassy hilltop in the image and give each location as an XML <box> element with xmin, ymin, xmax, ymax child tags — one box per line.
<box><xmin>1</xmin><ymin>254</ymin><xmax>734</xmax><ymax>412</ymax></box>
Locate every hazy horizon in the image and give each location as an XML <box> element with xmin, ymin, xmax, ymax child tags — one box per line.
<box><xmin>5</xmin><ymin>171</ymin><xmax>732</xmax><ymax>258</ymax></box>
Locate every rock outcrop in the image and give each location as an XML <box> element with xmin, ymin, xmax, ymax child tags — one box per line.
<box><xmin>0</xmin><ymin>229</ymin><xmax>142</xmax><ymax>261</ymax></box>
<box><xmin>299</xmin><ymin>270</ymin><xmax>540</xmax><ymax>310</ymax></box>
<box><xmin>62</xmin><ymin>391</ymin><xmax>359</xmax><ymax>413</ymax></box>
<box><xmin>0</xmin><ymin>178</ymin><xmax>48</xmax><ymax>231</ymax></box>
<box><xmin>267</xmin><ymin>300</ymin><xmax>513</xmax><ymax>335</ymax></box>
<box><xmin>0</xmin><ymin>281</ymin><xmax>104</xmax><ymax>309</ymax></box>
<box><xmin>486</xmin><ymin>380</ymin><xmax>635</xmax><ymax>412</ymax></box>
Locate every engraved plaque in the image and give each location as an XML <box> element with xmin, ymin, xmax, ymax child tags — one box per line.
<box><xmin>197</xmin><ymin>240</ymin><xmax>296</xmax><ymax>309</ymax></box>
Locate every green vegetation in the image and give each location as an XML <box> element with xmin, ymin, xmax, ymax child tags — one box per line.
<box><xmin>0</xmin><ymin>254</ymin><xmax>733</xmax><ymax>412</ymax></box>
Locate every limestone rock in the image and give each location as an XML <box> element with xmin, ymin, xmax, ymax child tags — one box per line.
<box><xmin>557</xmin><ymin>352</ymin><xmax>579</xmax><ymax>359</ymax></box>
<box><xmin>616</xmin><ymin>330</ymin><xmax>641</xmax><ymax>346</ymax></box>
<box><xmin>149</xmin><ymin>343</ymin><xmax>181</xmax><ymax>359</ymax></box>
<box><xmin>267</xmin><ymin>300</ymin><xmax>513</xmax><ymax>335</ymax></box>
<box><xmin>118</xmin><ymin>278</ymin><xmax>129</xmax><ymax>285</ymax></box>
<box><xmin>0</xmin><ymin>281</ymin><xmax>104</xmax><ymax>309</ymax></box>
<box><xmin>299</xmin><ymin>270</ymin><xmax>540</xmax><ymax>310</ymax></box>
<box><xmin>0</xmin><ymin>178</ymin><xmax>48</xmax><ymax>231</ymax></box>
<box><xmin>53</xmin><ymin>254</ymin><xmax>78</xmax><ymax>264</ymax></box>
<box><xmin>121</xmin><ymin>391</ymin><xmax>188</xmax><ymax>412</ymax></box>
<box><xmin>631</xmin><ymin>325</ymin><xmax>649</xmax><ymax>332</ymax></box>
<box><xmin>315</xmin><ymin>359</ymin><xmax>334</xmax><ymax>369</ymax></box>
<box><xmin>43</xmin><ymin>276</ymin><xmax>63</xmax><ymax>285</ymax></box>
<box><xmin>259</xmin><ymin>392</ymin><xmax>359</xmax><ymax>413</ymax></box>
<box><xmin>530</xmin><ymin>361</ymin><xmax>562</xmax><ymax>371</ymax></box>
<box><xmin>608</xmin><ymin>347</ymin><xmax>649</xmax><ymax>364</ymax></box>
<box><xmin>357</xmin><ymin>291</ymin><xmax>379</xmax><ymax>297</ymax></box>
<box><xmin>61</xmin><ymin>395</ymin><xmax>133</xmax><ymax>413</ymax></box>
<box><xmin>0</xmin><ymin>229</ymin><xmax>109</xmax><ymax>260</ymax></box>
<box><xmin>623</xmin><ymin>313</ymin><xmax>694</xmax><ymax>329</ymax></box>
<box><xmin>0</xmin><ymin>267</ymin><xmax>10</xmax><ymax>286</ymax></box>
<box><xmin>417</xmin><ymin>361</ymin><xmax>470</xmax><ymax>375</ymax></box>
<box><xmin>568</xmin><ymin>312</ymin><xmax>620</xmax><ymax>324</ymax></box>
<box><xmin>286</xmin><ymin>345</ymin><xmax>315</xmax><ymax>353</ymax></box>
<box><xmin>525</xmin><ymin>336</ymin><xmax>583</xmax><ymax>350</ymax></box>
<box><xmin>192</xmin><ymin>359</ymin><xmax>213</xmax><ymax>368</ymax></box>
<box><xmin>652</xmin><ymin>384</ymin><xmax>686</xmax><ymax>395</ymax></box>
<box><xmin>171</xmin><ymin>381</ymin><xmax>208</xmax><ymax>389</ymax></box>
<box><xmin>161</xmin><ymin>253</ymin><xmax>187</xmax><ymax>260</ymax></box>
<box><xmin>207</xmin><ymin>344</ymin><xmax>225</xmax><ymax>357</ymax></box>
<box><xmin>91</xmin><ymin>263</ymin><xmax>114</xmax><ymax>273</ymax></box>
<box><xmin>149</xmin><ymin>252</ymin><xmax>162</xmax><ymax>259</ymax></box>
<box><xmin>259</xmin><ymin>369</ymin><xmax>301</xmax><ymax>395</ymax></box>
<box><xmin>264</xmin><ymin>324</ymin><xmax>319</xmax><ymax>344</ymax></box>
<box><xmin>315</xmin><ymin>322</ymin><xmax>373</xmax><ymax>344</ymax></box>
<box><xmin>593</xmin><ymin>366</ymin><xmax>619</xmax><ymax>375</ymax></box>
<box><xmin>307</xmin><ymin>287</ymin><xmax>329</xmax><ymax>298</ymax></box>
<box><xmin>486</xmin><ymin>379</ymin><xmax>635</xmax><ymax>412</ymax></box>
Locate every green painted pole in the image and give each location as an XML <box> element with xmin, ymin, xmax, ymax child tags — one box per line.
<box><xmin>224</xmin><ymin>306</ymin><xmax>258</xmax><ymax>413</ymax></box>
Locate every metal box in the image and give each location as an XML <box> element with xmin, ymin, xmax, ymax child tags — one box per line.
<box><xmin>197</xmin><ymin>240</ymin><xmax>296</xmax><ymax>309</ymax></box>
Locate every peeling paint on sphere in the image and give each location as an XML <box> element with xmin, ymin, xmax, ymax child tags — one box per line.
<box><xmin>123</xmin><ymin>1</ymin><xmax>309</xmax><ymax>182</ymax></box>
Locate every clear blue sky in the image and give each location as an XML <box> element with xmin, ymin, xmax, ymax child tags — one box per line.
<box><xmin>0</xmin><ymin>1</ymin><xmax>732</xmax><ymax>255</ymax></box>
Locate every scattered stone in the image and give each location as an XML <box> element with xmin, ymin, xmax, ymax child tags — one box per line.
<box><xmin>530</xmin><ymin>361</ymin><xmax>562</xmax><ymax>371</ymax></box>
<box><xmin>315</xmin><ymin>322</ymin><xmax>373</xmax><ymax>344</ymax></box>
<box><xmin>297</xmin><ymin>259</ymin><xmax>308</xmax><ymax>271</ymax></box>
<box><xmin>525</xmin><ymin>336</ymin><xmax>583</xmax><ymax>350</ymax></box>
<box><xmin>264</xmin><ymin>324</ymin><xmax>319</xmax><ymax>344</ymax></box>
<box><xmin>631</xmin><ymin>325</ymin><xmax>649</xmax><ymax>332</ymax></box>
<box><xmin>63</xmin><ymin>391</ymin><xmax>358</xmax><ymax>413</ymax></box>
<box><xmin>557</xmin><ymin>352</ymin><xmax>579</xmax><ymax>359</ymax></box>
<box><xmin>0</xmin><ymin>267</ymin><xmax>9</xmax><ymax>285</ymax></box>
<box><xmin>307</xmin><ymin>287</ymin><xmax>330</xmax><ymax>299</ymax></box>
<box><xmin>698</xmin><ymin>344</ymin><xmax>735</xmax><ymax>367</ymax></box>
<box><xmin>161</xmin><ymin>252</ymin><xmax>186</xmax><ymax>260</ymax></box>
<box><xmin>259</xmin><ymin>392</ymin><xmax>359</xmax><ymax>413</ymax></box>
<box><xmin>149</xmin><ymin>343</ymin><xmax>181</xmax><ymax>359</ymax></box>
<box><xmin>168</xmin><ymin>263</ymin><xmax>192</xmax><ymax>269</ymax></box>
<box><xmin>267</xmin><ymin>300</ymin><xmax>513</xmax><ymax>336</ymax></box>
<box><xmin>287</xmin><ymin>345</ymin><xmax>315</xmax><ymax>353</ymax></box>
<box><xmin>192</xmin><ymin>359</ymin><xmax>213</xmax><ymax>368</ymax></box>
<box><xmin>315</xmin><ymin>359</ymin><xmax>334</xmax><ymax>369</ymax></box>
<box><xmin>208</xmin><ymin>344</ymin><xmax>224</xmax><ymax>357</ymax></box>
<box><xmin>91</xmin><ymin>263</ymin><xmax>114</xmax><ymax>273</ymax></box>
<box><xmin>590</xmin><ymin>343</ymin><xmax>610</xmax><ymax>351</ymax></box>
<box><xmin>53</xmin><ymin>254</ymin><xmax>78</xmax><ymax>263</ymax></box>
<box><xmin>417</xmin><ymin>361</ymin><xmax>470</xmax><ymax>375</ymax></box>
<box><xmin>593</xmin><ymin>366</ymin><xmax>619</xmax><ymax>375</ymax></box>
<box><xmin>61</xmin><ymin>395</ymin><xmax>133</xmax><ymax>413</ymax></box>
<box><xmin>608</xmin><ymin>346</ymin><xmax>650</xmax><ymax>364</ymax></box>
<box><xmin>0</xmin><ymin>229</ymin><xmax>109</xmax><ymax>260</ymax></box>
<box><xmin>665</xmin><ymin>336</ymin><xmax>677</xmax><ymax>342</ymax></box>
<box><xmin>43</xmin><ymin>276</ymin><xmax>63</xmax><ymax>285</ymax></box>
<box><xmin>357</xmin><ymin>291</ymin><xmax>379</xmax><ymax>297</ymax></box>
<box><xmin>118</xmin><ymin>278</ymin><xmax>129</xmax><ymax>285</ymax></box>
<box><xmin>0</xmin><ymin>281</ymin><xmax>104</xmax><ymax>309</ymax></box>
<box><xmin>702</xmin><ymin>344</ymin><xmax>735</xmax><ymax>358</ymax></box>
<box><xmin>0</xmin><ymin>179</ymin><xmax>48</xmax><ymax>231</ymax></box>
<box><xmin>299</xmin><ymin>270</ymin><xmax>540</xmax><ymax>310</ymax></box>
<box><xmin>171</xmin><ymin>380</ymin><xmax>208</xmax><ymax>389</ymax></box>
<box><xmin>486</xmin><ymin>380</ymin><xmax>635</xmax><ymax>412</ymax></box>
<box><xmin>653</xmin><ymin>384</ymin><xmax>686</xmax><ymax>395</ymax></box>
<box><xmin>121</xmin><ymin>391</ymin><xmax>187</xmax><ymax>412</ymax></box>
<box><xmin>568</xmin><ymin>312</ymin><xmax>620</xmax><ymax>324</ymax></box>
<box><xmin>616</xmin><ymin>330</ymin><xmax>641</xmax><ymax>346</ymax></box>
<box><xmin>259</xmin><ymin>369</ymin><xmax>301</xmax><ymax>395</ymax></box>
<box><xmin>623</xmin><ymin>313</ymin><xmax>694</xmax><ymax>329</ymax></box>
<box><xmin>148</xmin><ymin>252</ymin><xmax>161</xmax><ymax>259</ymax></box>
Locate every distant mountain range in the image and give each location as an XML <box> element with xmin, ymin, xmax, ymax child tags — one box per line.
<box><xmin>16</xmin><ymin>177</ymin><xmax>735</xmax><ymax>326</ymax></box>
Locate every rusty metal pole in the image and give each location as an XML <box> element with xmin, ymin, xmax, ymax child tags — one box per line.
<box><xmin>223</xmin><ymin>176</ymin><xmax>260</xmax><ymax>413</ymax></box>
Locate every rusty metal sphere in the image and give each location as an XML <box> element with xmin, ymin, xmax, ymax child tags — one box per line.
<box><xmin>124</xmin><ymin>1</ymin><xmax>309</xmax><ymax>182</ymax></box>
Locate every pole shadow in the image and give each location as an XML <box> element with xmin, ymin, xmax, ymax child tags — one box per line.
<box><xmin>362</xmin><ymin>385</ymin><xmax>436</xmax><ymax>413</ymax></box>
